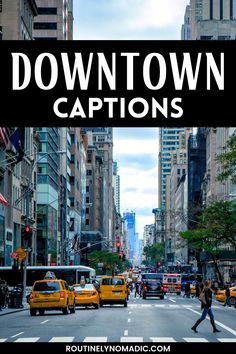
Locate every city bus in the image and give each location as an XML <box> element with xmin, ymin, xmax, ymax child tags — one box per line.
<box><xmin>0</xmin><ymin>265</ymin><xmax>96</xmax><ymax>288</ymax></box>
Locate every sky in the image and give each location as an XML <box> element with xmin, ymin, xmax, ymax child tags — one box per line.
<box><xmin>73</xmin><ymin>1</ymin><xmax>189</xmax><ymax>237</ymax></box>
<box><xmin>73</xmin><ymin>0</ymin><xmax>189</xmax><ymax>40</ymax></box>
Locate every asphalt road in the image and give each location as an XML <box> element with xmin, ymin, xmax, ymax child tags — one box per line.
<box><xmin>0</xmin><ymin>292</ymin><xmax>235</xmax><ymax>342</ymax></box>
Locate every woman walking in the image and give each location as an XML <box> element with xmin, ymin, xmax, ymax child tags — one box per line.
<box><xmin>191</xmin><ymin>280</ymin><xmax>221</xmax><ymax>333</ymax></box>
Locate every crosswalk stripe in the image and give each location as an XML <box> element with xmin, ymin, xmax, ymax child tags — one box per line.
<box><xmin>218</xmin><ymin>338</ymin><xmax>236</xmax><ymax>342</ymax></box>
<box><xmin>150</xmin><ymin>337</ymin><xmax>176</xmax><ymax>342</ymax></box>
<box><xmin>154</xmin><ymin>304</ymin><xmax>165</xmax><ymax>307</ymax></box>
<box><xmin>14</xmin><ymin>338</ymin><xmax>40</xmax><ymax>342</ymax></box>
<box><xmin>49</xmin><ymin>337</ymin><xmax>74</xmax><ymax>342</ymax></box>
<box><xmin>83</xmin><ymin>337</ymin><xmax>108</xmax><ymax>342</ymax></box>
<box><xmin>141</xmin><ymin>304</ymin><xmax>152</xmax><ymax>307</ymax></box>
<box><xmin>120</xmin><ymin>337</ymin><xmax>143</xmax><ymax>342</ymax></box>
<box><xmin>183</xmin><ymin>338</ymin><xmax>209</xmax><ymax>342</ymax></box>
<box><xmin>0</xmin><ymin>339</ymin><xmax>7</xmax><ymax>342</ymax></box>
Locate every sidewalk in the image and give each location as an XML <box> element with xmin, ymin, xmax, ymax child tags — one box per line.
<box><xmin>0</xmin><ymin>304</ymin><xmax>29</xmax><ymax>316</ymax></box>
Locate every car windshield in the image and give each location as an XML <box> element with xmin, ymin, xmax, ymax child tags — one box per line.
<box><xmin>74</xmin><ymin>284</ymin><xmax>94</xmax><ymax>291</ymax></box>
<box><xmin>33</xmin><ymin>281</ymin><xmax>60</xmax><ymax>292</ymax></box>
<box><xmin>101</xmin><ymin>278</ymin><xmax>124</xmax><ymax>285</ymax></box>
<box><xmin>145</xmin><ymin>281</ymin><xmax>160</xmax><ymax>286</ymax></box>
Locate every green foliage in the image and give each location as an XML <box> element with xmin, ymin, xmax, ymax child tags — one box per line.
<box><xmin>216</xmin><ymin>133</ymin><xmax>236</xmax><ymax>183</ymax></box>
<box><xmin>87</xmin><ymin>250</ymin><xmax>125</xmax><ymax>274</ymax></box>
<box><xmin>180</xmin><ymin>200</ymin><xmax>236</xmax><ymax>251</ymax></box>
<box><xmin>143</xmin><ymin>242</ymin><xmax>165</xmax><ymax>266</ymax></box>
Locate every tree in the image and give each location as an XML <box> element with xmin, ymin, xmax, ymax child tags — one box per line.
<box><xmin>180</xmin><ymin>200</ymin><xmax>236</xmax><ymax>283</ymax></box>
<box><xmin>143</xmin><ymin>242</ymin><xmax>165</xmax><ymax>267</ymax></box>
<box><xmin>87</xmin><ymin>250</ymin><xmax>125</xmax><ymax>275</ymax></box>
<box><xmin>216</xmin><ymin>132</ymin><xmax>236</xmax><ymax>183</ymax></box>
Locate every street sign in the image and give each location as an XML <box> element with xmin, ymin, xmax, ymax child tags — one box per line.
<box><xmin>10</xmin><ymin>252</ymin><xmax>18</xmax><ymax>259</ymax></box>
<box><xmin>15</xmin><ymin>247</ymin><xmax>27</xmax><ymax>263</ymax></box>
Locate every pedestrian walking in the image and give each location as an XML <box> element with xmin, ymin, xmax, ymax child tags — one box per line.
<box><xmin>223</xmin><ymin>286</ymin><xmax>231</xmax><ymax>307</ymax></box>
<box><xmin>184</xmin><ymin>282</ymin><xmax>190</xmax><ymax>298</ymax></box>
<box><xmin>195</xmin><ymin>281</ymin><xmax>200</xmax><ymax>298</ymax></box>
<box><xmin>135</xmin><ymin>282</ymin><xmax>140</xmax><ymax>298</ymax></box>
<box><xmin>191</xmin><ymin>280</ymin><xmax>221</xmax><ymax>333</ymax></box>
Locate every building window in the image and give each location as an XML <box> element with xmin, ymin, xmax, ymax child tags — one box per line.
<box><xmin>230</xmin><ymin>0</ymin><xmax>234</xmax><ymax>19</ymax></box>
<box><xmin>0</xmin><ymin>0</ymin><xmax>2</xmax><ymax>12</ymax></box>
<box><xmin>86</xmin><ymin>219</ymin><xmax>89</xmax><ymax>225</ymax></box>
<box><xmin>70</xmin><ymin>134</ymin><xmax>75</xmax><ymax>144</ymax></box>
<box><xmin>86</xmin><ymin>197</ymin><xmax>89</xmax><ymax>203</ymax></box>
<box><xmin>70</xmin><ymin>154</ymin><xmax>75</xmax><ymax>164</ymax></box>
<box><xmin>210</xmin><ymin>0</ymin><xmax>213</xmax><ymax>20</ymax></box>
<box><xmin>34</xmin><ymin>22</ymin><xmax>57</xmax><ymax>30</ymax></box>
<box><xmin>70</xmin><ymin>197</ymin><xmax>74</xmax><ymax>207</ymax></box>
<box><xmin>86</xmin><ymin>169</ymin><xmax>92</xmax><ymax>176</ymax></box>
<box><xmin>37</xmin><ymin>7</ymin><xmax>57</xmax><ymax>15</ymax></box>
<box><xmin>220</xmin><ymin>0</ymin><xmax>223</xmax><ymax>20</ymax></box>
<box><xmin>69</xmin><ymin>176</ymin><xmax>74</xmax><ymax>185</ymax></box>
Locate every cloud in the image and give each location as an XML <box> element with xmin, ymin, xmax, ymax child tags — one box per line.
<box><xmin>74</xmin><ymin>0</ymin><xmax>189</xmax><ymax>40</ymax></box>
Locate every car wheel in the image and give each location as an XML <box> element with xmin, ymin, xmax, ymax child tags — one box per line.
<box><xmin>229</xmin><ymin>297</ymin><xmax>236</xmax><ymax>306</ymax></box>
<box><xmin>100</xmin><ymin>302</ymin><xmax>103</xmax><ymax>307</ymax></box>
<box><xmin>30</xmin><ymin>309</ymin><xmax>37</xmax><ymax>316</ymax></box>
<box><xmin>39</xmin><ymin>309</ymin><xmax>45</xmax><ymax>315</ymax></box>
<box><xmin>62</xmin><ymin>303</ymin><xmax>69</xmax><ymax>315</ymax></box>
<box><xmin>177</xmin><ymin>292</ymin><xmax>181</xmax><ymax>296</ymax></box>
<box><xmin>70</xmin><ymin>303</ymin><xmax>76</xmax><ymax>313</ymax></box>
<box><xmin>94</xmin><ymin>304</ymin><xmax>99</xmax><ymax>309</ymax></box>
<box><xmin>143</xmin><ymin>295</ymin><xmax>146</xmax><ymax>300</ymax></box>
<box><xmin>124</xmin><ymin>301</ymin><xmax>127</xmax><ymax>307</ymax></box>
<box><xmin>160</xmin><ymin>295</ymin><xmax>164</xmax><ymax>300</ymax></box>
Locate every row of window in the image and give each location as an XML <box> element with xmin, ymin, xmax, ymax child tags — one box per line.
<box><xmin>34</xmin><ymin>22</ymin><xmax>57</xmax><ymax>30</ymax></box>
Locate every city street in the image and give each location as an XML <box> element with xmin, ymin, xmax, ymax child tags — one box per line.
<box><xmin>0</xmin><ymin>292</ymin><xmax>235</xmax><ymax>343</ymax></box>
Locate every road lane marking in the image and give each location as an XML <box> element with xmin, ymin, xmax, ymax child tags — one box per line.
<box><xmin>83</xmin><ymin>337</ymin><xmax>107</xmax><ymax>342</ymax></box>
<box><xmin>169</xmin><ymin>305</ymin><xmax>179</xmax><ymax>308</ymax></box>
<box><xmin>40</xmin><ymin>320</ymin><xmax>49</xmax><ymax>324</ymax></box>
<box><xmin>14</xmin><ymin>338</ymin><xmax>40</xmax><ymax>342</ymax></box>
<box><xmin>169</xmin><ymin>298</ymin><xmax>176</xmax><ymax>303</ymax></box>
<box><xmin>141</xmin><ymin>304</ymin><xmax>152</xmax><ymax>307</ymax></box>
<box><xmin>129</xmin><ymin>311</ymin><xmax>132</xmax><ymax>314</ymax></box>
<box><xmin>0</xmin><ymin>339</ymin><xmax>7</xmax><ymax>342</ymax></box>
<box><xmin>128</xmin><ymin>318</ymin><xmax>131</xmax><ymax>322</ymax></box>
<box><xmin>186</xmin><ymin>308</ymin><xmax>236</xmax><ymax>336</ymax></box>
<box><xmin>183</xmin><ymin>338</ymin><xmax>208</xmax><ymax>342</ymax></box>
<box><xmin>49</xmin><ymin>337</ymin><xmax>74</xmax><ymax>342</ymax></box>
<box><xmin>11</xmin><ymin>332</ymin><xmax>24</xmax><ymax>338</ymax></box>
<box><xmin>150</xmin><ymin>337</ymin><xmax>176</xmax><ymax>342</ymax></box>
<box><xmin>154</xmin><ymin>304</ymin><xmax>165</xmax><ymax>307</ymax></box>
<box><xmin>218</xmin><ymin>339</ymin><xmax>236</xmax><ymax>342</ymax></box>
<box><xmin>124</xmin><ymin>330</ymin><xmax>128</xmax><ymax>336</ymax></box>
<box><xmin>121</xmin><ymin>337</ymin><xmax>143</xmax><ymax>342</ymax></box>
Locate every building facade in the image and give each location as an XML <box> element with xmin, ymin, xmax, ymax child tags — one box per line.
<box><xmin>0</xmin><ymin>0</ymin><xmax>38</xmax><ymax>40</ymax></box>
<box><xmin>34</xmin><ymin>0</ymin><xmax>72</xmax><ymax>40</ymax></box>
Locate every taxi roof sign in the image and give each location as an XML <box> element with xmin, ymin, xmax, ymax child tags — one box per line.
<box><xmin>44</xmin><ymin>271</ymin><xmax>56</xmax><ymax>280</ymax></box>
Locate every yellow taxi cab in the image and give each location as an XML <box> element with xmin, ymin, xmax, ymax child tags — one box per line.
<box><xmin>29</xmin><ymin>276</ymin><xmax>75</xmax><ymax>316</ymax></box>
<box><xmin>216</xmin><ymin>286</ymin><xmax>236</xmax><ymax>306</ymax></box>
<box><xmin>99</xmin><ymin>276</ymin><xmax>128</xmax><ymax>307</ymax></box>
<box><xmin>73</xmin><ymin>283</ymin><xmax>99</xmax><ymax>309</ymax></box>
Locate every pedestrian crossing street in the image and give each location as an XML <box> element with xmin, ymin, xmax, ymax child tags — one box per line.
<box><xmin>1</xmin><ymin>336</ymin><xmax>236</xmax><ymax>342</ymax></box>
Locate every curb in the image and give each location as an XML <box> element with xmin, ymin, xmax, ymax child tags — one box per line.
<box><xmin>0</xmin><ymin>307</ymin><xmax>28</xmax><ymax>316</ymax></box>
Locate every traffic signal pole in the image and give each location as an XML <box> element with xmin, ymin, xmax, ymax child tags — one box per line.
<box><xmin>22</xmin><ymin>183</ymin><xmax>30</xmax><ymax>305</ymax></box>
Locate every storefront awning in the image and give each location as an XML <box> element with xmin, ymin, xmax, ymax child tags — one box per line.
<box><xmin>0</xmin><ymin>193</ymin><xmax>8</xmax><ymax>206</ymax></box>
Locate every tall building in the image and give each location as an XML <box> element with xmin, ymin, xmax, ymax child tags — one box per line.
<box><xmin>123</xmin><ymin>211</ymin><xmax>136</xmax><ymax>261</ymax></box>
<box><xmin>34</xmin><ymin>0</ymin><xmax>73</xmax><ymax>40</ymax></box>
<box><xmin>0</xmin><ymin>0</ymin><xmax>38</xmax><ymax>40</ymax></box>
<box><xmin>81</xmin><ymin>128</ymin><xmax>114</xmax><ymax>250</ymax></box>
<box><xmin>190</xmin><ymin>0</ymin><xmax>203</xmax><ymax>39</ymax></box>
<box><xmin>196</xmin><ymin>0</ymin><xmax>236</xmax><ymax>39</ymax></box>
<box><xmin>181</xmin><ymin>5</ymin><xmax>192</xmax><ymax>39</ymax></box>
<box><xmin>112</xmin><ymin>161</ymin><xmax>120</xmax><ymax>214</ymax></box>
<box><xmin>35</xmin><ymin>128</ymin><xmax>60</xmax><ymax>265</ymax></box>
<box><xmin>158</xmin><ymin>128</ymin><xmax>185</xmax><ymax>209</ymax></box>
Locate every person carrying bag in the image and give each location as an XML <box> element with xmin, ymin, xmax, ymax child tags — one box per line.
<box><xmin>191</xmin><ymin>280</ymin><xmax>221</xmax><ymax>333</ymax></box>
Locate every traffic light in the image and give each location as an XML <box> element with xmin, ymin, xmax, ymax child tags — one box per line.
<box><xmin>22</xmin><ymin>226</ymin><xmax>32</xmax><ymax>240</ymax></box>
<box><xmin>116</xmin><ymin>240</ymin><xmax>121</xmax><ymax>257</ymax></box>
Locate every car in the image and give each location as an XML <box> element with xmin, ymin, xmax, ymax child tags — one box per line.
<box><xmin>29</xmin><ymin>279</ymin><xmax>75</xmax><ymax>316</ymax></box>
<box><xmin>73</xmin><ymin>283</ymin><xmax>100</xmax><ymax>309</ymax></box>
<box><xmin>141</xmin><ymin>280</ymin><xmax>164</xmax><ymax>300</ymax></box>
<box><xmin>99</xmin><ymin>276</ymin><xmax>128</xmax><ymax>307</ymax></box>
<box><xmin>216</xmin><ymin>286</ymin><xmax>236</xmax><ymax>306</ymax></box>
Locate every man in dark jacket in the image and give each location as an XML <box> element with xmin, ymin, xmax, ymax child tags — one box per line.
<box><xmin>191</xmin><ymin>280</ymin><xmax>221</xmax><ymax>333</ymax></box>
<box><xmin>223</xmin><ymin>286</ymin><xmax>231</xmax><ymax>307</ymax></box>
